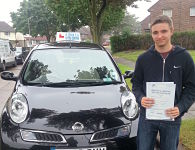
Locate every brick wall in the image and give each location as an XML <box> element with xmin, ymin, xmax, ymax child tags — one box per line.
<box><xmin>142</xmin><ymin>0</ymin><xmax>195</xmax><ymax>32</ymax></box>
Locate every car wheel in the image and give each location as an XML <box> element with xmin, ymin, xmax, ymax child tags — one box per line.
<box><xmin>0</xmin><ymin>135</ymin><xmax>2</xmax><ymax>150</ymax></box>
<box><xmin>13</xmin><ymin>59</ymin><xmax>17</xmax><ymax>67</ymax></box>
<box><xmin>117</xmin><ymin>137</ymin><xmax>137</xmax><ymax>150</ymax></box>
<box><xmin>21</xmin><ymin>57</ymin><xmax>24</xmax><ymax>64</ymax></box>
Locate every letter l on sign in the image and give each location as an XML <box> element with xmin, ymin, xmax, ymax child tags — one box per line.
<box><xmin>59</xmin><ymin>33</ymin><xmax>64</xmax><ymax>39</ymax></box>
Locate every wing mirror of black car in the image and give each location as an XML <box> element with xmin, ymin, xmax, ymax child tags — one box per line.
<box><xmin>1</xmin><ymin>71</ymin><xmax>18</xmax><ymax>81</ymax></box>
<box><xmin>123</xmin><ymin>70</ymin><xmax>134</xmax><ymax>79</ymax></box>
<box><xmin>22</xmin><ymin>47</ymin><xmax>26</xmax><ymax>52</ymax></box>
<box><xmin>11</xmin><ymin>47</ymin><xmax>16</xmax><ymax>51</ymax></box>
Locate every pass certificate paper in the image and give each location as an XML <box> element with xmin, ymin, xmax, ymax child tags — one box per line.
<box><xmin>146</xmin><ymin>82</ymin><xmax>176</xmax><ymax>120</ymax></box>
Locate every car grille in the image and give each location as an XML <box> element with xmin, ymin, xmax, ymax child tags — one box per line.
<box><xmin>73</xmin><ymin>147</ymin><xmax>106</xmax><ymax>150</ymax></box>
<box><xmin>34</xmin><ymin>132</ymin><xmax>64</xmax><ymax>142</ymax></box>
<box><xmin>90</xmin><ymin>125</ymin><xmax>130</xmax><ymax>142</ymax></box>
<box><xmin>92</xmin><ymin>128</ymin><xmax>118</xmax><ymax>141</ymax></box>
<box><xmin>21</xmin><ymin>129</ymin><xmax>67</xmax><ymax>143</ymax></box>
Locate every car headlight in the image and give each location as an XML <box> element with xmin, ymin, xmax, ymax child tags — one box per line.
<box><xmin>121</xmin><ymin>91</ymin><xmax>139</xmax><ymax>120</ymax></box>
<box><xmin>8</xmin><ymin>93</ymin><xmax>28</xmax><ymax>124</ymax></box>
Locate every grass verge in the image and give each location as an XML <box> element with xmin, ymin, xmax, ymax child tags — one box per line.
<box><xmin>188</xmin><ymin>50</ymin><xmax>195</xmax><ymax>61</ymax></box>
<box><xmin>117</xmin><ymin>63</ymin><xmax>133</xmax><ymax>90</ymax></box>
<box><xmin>180</xmin><ymin>119</ymin><xmax>195</xmax><ymax>150</ymax></box>
<box><xmin>112</xmin><ymin>50</ymin><xmax>145</xmax><ymax>62</ymax></box>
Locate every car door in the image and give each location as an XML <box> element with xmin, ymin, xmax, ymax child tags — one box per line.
<box><xmin>8</xmin><ymin>42</ymin><xmax>16</xmax><ymax>62</ymax></box>
<box><xmin>4</xmin><ymin>42</ymin><xmax>15</xmax><ymax>63</ymax></box>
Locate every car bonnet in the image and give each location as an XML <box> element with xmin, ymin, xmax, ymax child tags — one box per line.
<box><xmin>18</xmin><ymin>84</ymin><xmax>130</xmax><ymax>134</ymax></box>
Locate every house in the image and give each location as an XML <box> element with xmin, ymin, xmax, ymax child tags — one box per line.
<box><xmin>0</xmin><ymin>21</ymin><xmax>48</xmax><ymax>48</ymax></box>
<box><xmin>15</xmin><ymin>32</ymin><xmax>25</xmax><ymax>47</ymax></box>
<box><xmin>0</xmin><ymin>21</ymin><xmax>16</xmax><ymax>44</ymax></box>
<box><xmin>0</xmin><ymin>21</ymin><xmax>25</xmax><ymax>47</ymax></box>
<box><xmin>76</xmin><ymin>26</ymin><xmax>92</xmax><ymax>42</ymax></box>
<box><xmin>24</xmin><ymin>35</ymin><xmax>48</xmax><ymax>48</ymax></box>
<box><xmin>141</xmin><ymin>0</ymin><xmax>195</xmax><ymax>33</ymax></box>
<box><xmin>76</xmin><ymin>26</ymin><xmax>111</xmax><ymax>44</ymax></box>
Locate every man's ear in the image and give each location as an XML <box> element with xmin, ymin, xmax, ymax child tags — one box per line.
<box><xmin>171</xmin><ymin>27</ymin><xmax>174</xmax><ymax>35</ymax></box>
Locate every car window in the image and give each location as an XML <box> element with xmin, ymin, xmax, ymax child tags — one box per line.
<box><xmin>23</xmin><ymin>49</ymin><xmax>121</xmax><ymax>85</ymax></box>
<box><xmin>16</xmin><ymin>47</ymin><xmax>22</xmax><ymax>53</ymax></box>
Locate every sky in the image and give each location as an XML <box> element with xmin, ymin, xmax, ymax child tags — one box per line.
<box><xmin>0</xmin><ymin>0</ymin><xmax>23</xmax><ymax>24</ymax></box>
<box><xmin>0</xmin><ymin>0</ymin><xmax>159</xmax><ymax>25</ymax></box>
<box><xmin>128</xmin><ymin>0</ymin><xmax>159</xmax><ymax>21</ymax></box>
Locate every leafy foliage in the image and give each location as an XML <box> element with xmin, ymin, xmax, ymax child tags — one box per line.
<box><xmin>45</xmin><ymin>0</ymin><xmax>145</xmax><ymax>44</ymax></box>
<box><xmin>109</xmin><ymin>12</ymin><xmax>141</xmax><ymax>36</ymax></box>
<box><xmin>11</xmin><ymin>0</ymin><xmax>66</xmax><ymax>42</ymax></box>
<box><xmin>111</xmin><ymin>31</ymin><xmax>195</xmax><ymax>53</ymax></box>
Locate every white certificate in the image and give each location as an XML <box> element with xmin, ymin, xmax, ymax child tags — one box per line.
<box><xmin>146</xmin><ymin>82</ymin><xmax>176</xmax><ymax>120</ymax></box>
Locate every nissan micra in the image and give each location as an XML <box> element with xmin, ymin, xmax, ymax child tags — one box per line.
<box><xmin>0</xmin><ymin>33</ymin><xmax>139</xmax><ymax>150</ymax></box>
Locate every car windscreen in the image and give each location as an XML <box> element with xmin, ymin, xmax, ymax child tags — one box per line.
<box><xmin>23</xmin><ymin>48</ymin><xmax>121</xmax><ymax>86</ymax></box>
<box><xmin>16</xmin><ymin>47</ymin><xmax>22</xmax><ymax>53</ymax></box>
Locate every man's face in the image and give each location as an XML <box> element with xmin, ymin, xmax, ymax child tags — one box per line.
<box><xmin>151</xmin><ymin>23</ymin><xmax>173</xmax><ymax>48</ymax></box>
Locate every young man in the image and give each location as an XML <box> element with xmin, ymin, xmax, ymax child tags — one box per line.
<box><xmin>131</xmin><ymin>15</ymin><xmax>195</xmax><ymax>150</ymax></box>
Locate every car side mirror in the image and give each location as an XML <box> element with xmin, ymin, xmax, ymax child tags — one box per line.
<box><xmin>11</xmin><ymin>47</ymin><xmax>16</xmax><ymax>51</ymax></box>
<box><xmin>123</xmin><ymin>70</ymin><xmax>134</xmax><ymax>79</ymax></box>
<box><xmin>1</xmin><ymin>71</ymin><xmax>17</xmax><ymax>81</ymax></box>
<box><xmin>22</xmin><ymin>48</ymin><xmax>26</xmax><ymax>52</ymax></box>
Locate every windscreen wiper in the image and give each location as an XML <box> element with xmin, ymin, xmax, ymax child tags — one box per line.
<box><xmin>27</xmin><ymin>80</ymin><xmax>122</xmax><ymax>87</ymax></box>
<box><xmin>33</xmin><ymin>81</ymin><xmax>87</xmax><ymax>87</ymax></box>
<box><xmin>71</xmin><ymin>80</ymin><xmax>122</xmax><ymax>86</ymax></box>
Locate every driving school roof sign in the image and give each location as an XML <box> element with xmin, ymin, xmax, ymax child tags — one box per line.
<box><xmin>56</xmin><ymin>32</ymin><xmax>81</xmax><ymax>42</ymax></box>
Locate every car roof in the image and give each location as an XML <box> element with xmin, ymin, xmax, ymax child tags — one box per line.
<box><xmin>34</xmin><ymin>42</ymin><xmax>105</xmax><ymax>51</ymax></box>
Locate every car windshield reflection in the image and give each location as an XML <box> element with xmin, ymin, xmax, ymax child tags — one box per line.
<box><xmin>23</xmin><ymin>49</ymin><xmax>121</xmax><ymax>86</ymax></box>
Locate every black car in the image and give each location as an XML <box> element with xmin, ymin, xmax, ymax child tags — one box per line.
<box><xmin>15</xmin><ymin>47</ymin><xmax>25</xmax><ymax>64</ymax></box>
<box><xmin>15</xmin><ymin>47</ymin><xmax>30</xmax><ymax>64</ymax></box>
<box><xmin>0</xmin><ymin>41</ymin><xmax>139</xmax><ymax>150</ymax></box>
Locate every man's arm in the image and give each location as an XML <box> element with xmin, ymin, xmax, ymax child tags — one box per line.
<box><xmin>131</xmin><ymin>56</ymin><xmax>145</xmax><ymax>106</ymax></box>
<box><xmin>176</xmin><ymin>52</ymin><xmax>195</xmax><ymax>115</ymax></box>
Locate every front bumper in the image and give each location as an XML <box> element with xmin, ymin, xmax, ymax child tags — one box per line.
<box><xmin>15</xmin><ymin>55</ymin><xmax>23</xmax><ymax>63</ymax></box>
<box><xmin>0</xmin><ymin>111</ymin><xmax>136</xmax><ymax>150</ymax></box>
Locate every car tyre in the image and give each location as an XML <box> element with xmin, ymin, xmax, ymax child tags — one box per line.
<box><xmin>13</xmin><ymin>59</ymin><xmax>17</xmax><ymax>67</ymax></box>
<box><xmin>21</xmin><ymin>57</ymin><xmax>24</xmax><ymax>64</ymax></box>
<box><xmin>117</xmin><ymin>137</ymin><xmax>137</xmax><ymax>150</ymax></box>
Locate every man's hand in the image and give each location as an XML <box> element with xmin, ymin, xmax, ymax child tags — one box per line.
<box><xmin>141</xmin><ymin>97</ymin><xmax>155</xmax><ymax>108</ymax></box>
<box><xmin>166</xmin><ymin>107</ymin><xmax>180</xmax><ymax>119</ymax></box>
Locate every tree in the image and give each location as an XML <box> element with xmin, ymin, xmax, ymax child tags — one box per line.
<box><xmin>110</xmin><ymin>12</ymin><xmax>142</xmax><ymax>36</ymax></box>
<box><xmin>11</xmin><ymin>0</ymin><xmax>66</xmax><ymax>42</ymax></box>
<box><xmin>46</xmin><ymin>0</ymin><xmax>147</xmax><ymax>44</ymax></box>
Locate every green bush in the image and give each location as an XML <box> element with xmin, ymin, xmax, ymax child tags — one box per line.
<box><xmin>110</xmin><ymin>31</ymin><xmax>195</xmax><ymax>53</ymax></box>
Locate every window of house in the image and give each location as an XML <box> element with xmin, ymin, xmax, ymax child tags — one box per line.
<box><xmin>163</xmin><ymin>9</ymin><xmax>172</xmax><ymax>17</ymax></box>
<box><xmin>32</xmin><ymin>40</ymin><xmax>36</xmax><ymax>45</ymax></box>
<box><xmin>144</xmin><ymin>29</ymin><xmax>150</xmax><ymax>33</ymax></box>
<box><xmin>148</xmin><ymin>23</ymin><xmax>151</xmax><ymax>28</ymax></box>
<box><xmin>190</xmin><ymin>7</ymin><xmax>195</xmax><ymax>16</ymax></box>
<box><xmin>4</xmin><ymin>32</ymin><xmax>10</xmax><ymax>36</ymax></box>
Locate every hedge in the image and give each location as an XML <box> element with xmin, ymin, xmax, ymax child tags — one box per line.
<box><xmin>110</xmin><ymin>31</ymin><xmax>195</xmax><ymax>53</ymax></box>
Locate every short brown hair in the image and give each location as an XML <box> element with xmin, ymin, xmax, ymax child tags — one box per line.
<box><xmin>151</xmin><ymin>15</ymin><xmax>173</xmax><ymax>30</ymax></box>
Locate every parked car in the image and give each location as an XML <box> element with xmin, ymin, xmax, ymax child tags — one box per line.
<box><xmin>0</xmin><ymin>33</ymin><xmax>139</xmax><ymax>150</ymax></box>
<box><xmin>102</xmin><ymin>40</ymin><xmax>110</xmax><ymax>46</ymax></box>
<box><xmin>0</xmin><ymin>39</ymin><xmax>17</xmax><ymax>71</ymax></box>
<box><xmin>15</xmin><ymin>47</ymin><xmax>25</xmax><ymax>64</ymax></box>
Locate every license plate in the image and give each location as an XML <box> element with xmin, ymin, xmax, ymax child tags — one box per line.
<box><xmin>51</xmin><ymin>147</ymin><xmax>106</xmax><ymax>150</ymax></box>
